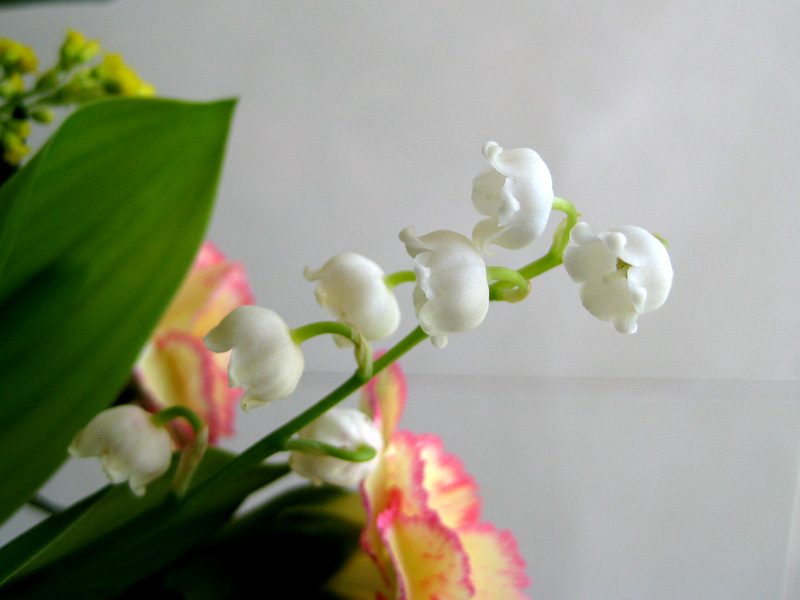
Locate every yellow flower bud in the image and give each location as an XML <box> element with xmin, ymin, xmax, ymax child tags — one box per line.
<box><xmin>97</xmin><ymin>53</ymin><xmax>155</xmax><ymax>97</ymax></box>
<box><xmin>0</xmin><ymin>38</ymin><xmax>38</xmax><ymax>74</ymax></box>
<box><xmin>1</xmin><ymin>133</ymin><xmax>30</xmax><ymax>166</ymax></box>
<box><xmin>0</xmin><ymin>72</ymin><xmax>24</xmax><ymax>97</ymax></box>
<box><xmin>60</xmin><ymin>29</ymin><xmax>100</xmax><ymax>68</ymax></box>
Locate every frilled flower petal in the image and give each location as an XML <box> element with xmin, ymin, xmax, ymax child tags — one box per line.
<box><xmin>458</xmin><ymin>522</ymin><xmax>531</xmax><ymax>599</ymax></box>
<box><xmin>417</xmin><ymin>433</ymin><xmax>481</xmax><ymax>530</ymax></box>
<box><xmin>472</xmin><ymin>141</ymin><xmax>555</xmax><ymax>254</ymax></box>
<box><xmin>305</xmin><ymin>253</ymin><xmax>401</xmax><ymax>344</ymax></box>
<box><xmin>136</xmin><ymin>331</ymin><xmax>235</xmax><ymax>445</ymax></box>
<box><xmin>203</xmin><ymin>305</ymin><xmax>304</xmax><ymax>409</ymax></box>
<box><xmin>400</xmin><ymin>227</ymin><xmax>489</xmax><ymax>348</ymax></box>
<box><xmin>360</xmin><ymin>353</ymin><xmax>407</xmax><ymax>446</ymax></box>
<box><xmin>377</xmin><ymin>496</ymin><xmax>474</xmax><ymax>600</ymax></box>
<box><xmin>563</xmin><ymin>223</ymin><xmax>673</xmax><ymax>333</ymax></box>
<box><xmin>69</xmin><ymin>405</ymin><xmax>173</xmax><ymax>496</ymax></box>
<box><xmin>290</xmin><ymin>408</ymin><xmax>384</xmax><ymax>487</ymax></box>
<box><xmin>361</xmin><ymin>431</ymin><xmax>428</xmax><ymax>567</ymax></box>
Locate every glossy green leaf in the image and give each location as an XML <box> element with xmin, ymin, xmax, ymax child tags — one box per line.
<box><xmin>0</xmin><ymin>97</ymin><xmax>236</xmax><ymax>525</ymax></box>
<box><xmin>0</xmin><ymin>449</ymin><xmax>289</xmax><ymax>599</ymax></box>
<box><xmin>164</xmin><ymin>485</ymin><xmax>365</xmax><ymax>600</ymax></box>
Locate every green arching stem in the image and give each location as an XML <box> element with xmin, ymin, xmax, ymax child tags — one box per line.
<box><xmin>291</xmin><ymin>321</ymin><xmax>373</xmax><ymax>380</ymax></box>
<box><xmin>291</xmin><ymin>321</ymin><xmax>361</xmax><ymax>345</ymax></box>
<box><xmin>488</xmin><ymin>197</ymin><xmax>579</xmax><ymax>297</ymax></box>
<box><xmin>486</xmin><ymin>266</ymin><xmax>530</xmax><ymax>303</ymax></box>
<box><xmin>284</xmin><ymin>438</ymin><xmax>378</xmax><ymax>463</ymax></box>
<box><xmin>384</xmin><ymin>270</ymin><xmax>416</xmax><ymax>289</ymax></box>
<box><xmin>151</xmin><ymin>406</ymin><xmax>204</xmax><ymax>434</ymax></box>
<box><xmin>182</xmin><ymin>326</ymin><xmax>428</xmax><ymax>504</ymax></box>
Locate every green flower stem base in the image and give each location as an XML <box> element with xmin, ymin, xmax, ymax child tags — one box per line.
<box><xmin>384</xmin><ymin>269</ymin><xmax>416</xmax><ymax>289</ymax></box>
<box><xmin>151</xmin><ymin>406</ymin><xmax>204</xmax><ymax>434</ymax></box>
<box><xmin>284</xmin><ymin>438</ymin><xmax>377</xmax><ymax>463</ymax></box>
<box><xmin>292</xmin><ymin>321</ymin><xmax>373</xmax><ymax>380</ymax></box>
<box><xmin>488</xmin><ymin>197</ymin><xmax>579</xmax><ymax>299</ymax></box>
<box><xmin>487</xmin><ymin>266</ymin><xmax>530</xmax><ymax>303</ymax></box>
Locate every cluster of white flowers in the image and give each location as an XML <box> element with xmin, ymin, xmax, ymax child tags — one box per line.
<box><xmin>69</xmin><ymin>140</ymin><xmax>673</xmax><ymax>493</ymax></box>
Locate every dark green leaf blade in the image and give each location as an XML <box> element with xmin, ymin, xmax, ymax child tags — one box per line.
<box><xmin>0</xmin><ymin>449</ymin><xmax>289</xmax><ymax>599</ymax></box>
<box><xmin>0</xmin><ymin>97</ymin><xmax>236</xmax><ymax>525</ymax></box>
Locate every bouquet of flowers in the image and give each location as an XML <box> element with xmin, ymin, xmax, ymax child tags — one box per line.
<box><xmin>0</xmin><ymin>30</ymin><xmax>672</xmax><ymax>599</ymax></box>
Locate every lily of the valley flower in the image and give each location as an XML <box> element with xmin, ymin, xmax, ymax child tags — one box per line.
<box><xmin>289</xmin><ymin>408</ymin><xmax>384</xmax><ymax>487</ymax></box>
<box><xmin>399</xmin><ymin>227</ymin><xmax>489</xmax><ymax>348</ymax></box>
<box><xmin>563</xmin><ymin>223</ymin><xmax>673</xmax><ymax>333</ymax></box>
<box><xmin>325</xmin><ymin>361</ymin><xmax>530</xmax><ymax>600</ymax></box>
<box><xmin>304</xmin><ymin>253</ymin><xmax>400</xmax><ymax>345</ymax></box>
<box><xmin>69</xmin><ymin>405</ymin><xmax>173</xmax><ymax>497</ymax></box>
<box><xmin>472</xmin><ymin>141</ymin><xmax>555</xmax><ymax>254</ymax></box>
<box><xmin>136</xmin><ymin>241</ymin><xmax>253</xmax><ymax>444</ymax></box>
<box><xmin>203</xmin><ymin>305</ymin><xmax>304</xmax><ymax>410</ymax></box>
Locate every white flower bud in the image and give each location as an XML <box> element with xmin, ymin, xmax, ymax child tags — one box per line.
<box><xmin>563</xmin><ymin>223</ymin><xmax>673</xmax><ymax>333</ymax></box>
<box><xmin>399</xmin><ymin>227</ymin><xmax>489</xmax><ymax>348</ymax></box>
<box><xmin>472</xmin><ymin>141</ymin><xmax>555</xmax><ymax>254</ymax></box>
<box><xmin>68</xmin><ymin>405</ymin><xmax>173</xmax><ymax>496</ymax></box>
<box><xmin>203</xmin><ymin>306</ymin><xmax>304</xmax><ymax>410</ymax></box>
<box><xmin>289</xmin><ymin>408</ymin><xmax>383</xmax><ymax>487</ymax></box>
<box><xmin>304</xmin><ymin>253</ymin><xmax>400</xmax><ymax>345</ymax></box>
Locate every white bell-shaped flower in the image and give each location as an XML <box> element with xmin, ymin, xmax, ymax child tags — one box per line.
<box><xmin>289</xmin><ymin>408</ymin><xmax>384</xmax><ymax>487</ymax></box>
<box><xmin>69</xmin><ymin>405</ymin><xmax>173</xmax><ymax>496</ymax></box>
<box><xmin>472</xmin><ymin>141</ymin><xmax>555</xmax><ymax>254</ymax></box>
<box><xmin>304</xmin><ymin>253</ymin><xmax>400</xmax><ymax>345</ymax></box>
<box><xmin>203</xmin><ymin>305</ymin><xmax>304</xmax><ymax>410</ymax></box>
<box><xmin>563</xmin><ymin>223</ymin><xmax>673</xmax><ymax>334</ymax></box>
<box><xmin>400</xmin><ymin>227</ymin><xmax>489</xmax><ymax>348</ymax></box>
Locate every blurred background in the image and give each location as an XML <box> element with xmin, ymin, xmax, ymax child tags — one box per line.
<box><xmin>1</xmin><ymin>2</ymin><xmax>799</xmax><ymax>598</ymax></box>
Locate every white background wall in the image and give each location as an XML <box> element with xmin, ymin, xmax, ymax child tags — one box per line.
<box><xmin>2</xmin><ymin>2</ymin><xmax>799</xmax><ymax>598</ymax></box>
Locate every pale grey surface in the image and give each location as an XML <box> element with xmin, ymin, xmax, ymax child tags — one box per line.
<box><xmin>2</xmin><ymin>2</ymin><xmax>800</xmax><ymax>598</ymax></box>
<box><xmin>2</xmin><ymin>0</ymin><xmax>798</xmax><ymax>381</ymax></box>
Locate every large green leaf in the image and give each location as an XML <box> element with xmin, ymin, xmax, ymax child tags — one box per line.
<box><xmin>0</xmin><ymin>448</ymin><xmax>289</xmax><ymax>599</ymax></box>
<box><xmin>0</xmin><ymin>97</ymin><xmax>236</xmax><ymax>525</ymax></box>
<box><xmin>163</xmin><ymin>485</ymin><xmax>365</xmax><ymax>600</ymax></box>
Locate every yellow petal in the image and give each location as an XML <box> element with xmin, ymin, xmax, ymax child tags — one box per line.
<box><xmin>458</xmin><ymin>523</ymin><xmax>531</xmax><ymax>599</ymax></box>
<box><xmin>378</xmin><ymin>499</ymin><xmax>474</xmax><ymax>600</ymax></box>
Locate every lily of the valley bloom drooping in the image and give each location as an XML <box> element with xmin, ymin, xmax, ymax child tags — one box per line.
<box><xmin>204</xmin><ymin>305</ymin><xmax>305</xmax><ymax>411</ymax></box>
<box><xmin>400</xmin><ymin>227</ymin><xmax>489</xmax><ymax>348</ymax></box>
<box><xmin>136</xmin><ymin>241</ymin><xmax>253</xmax><ymax>443</ymax></box>
<box><xmin>68</xmin><ymin>405</ymin><xmax>173</xmax><ymax>497</ymax></box>
<box><xmin>304</xmin><ymin>252</ymin><xmax>400</xmax><ymax>345</ymax></box>
<box><xmin>289</xmin><ymin>407</ymin><xmax>384</xmax><ymax>487</ymax></box>
<box><xmin>471</xmin><ymin>141</ymin><xmax>555</xmax><ymax>254</ymax></box>
<box><xmin>563</xmin><ymin>223</ymin><xmax>673</xmax><ymax>333</ymax></box>
<box><xmin>325</xmin><ymin>361</ymin><xmax>530</xmax><ymax>600</ymax></box>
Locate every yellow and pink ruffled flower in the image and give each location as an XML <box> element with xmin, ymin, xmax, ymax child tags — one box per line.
<box><xmin>135</xmin><ymin>241</ymin><xmax>254</xmax><ymax>444</ymax></box>
<box><xmin>327</xmin><ymin>358</ymin><xmax>530</xmax><ymax>599</ymax></box>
